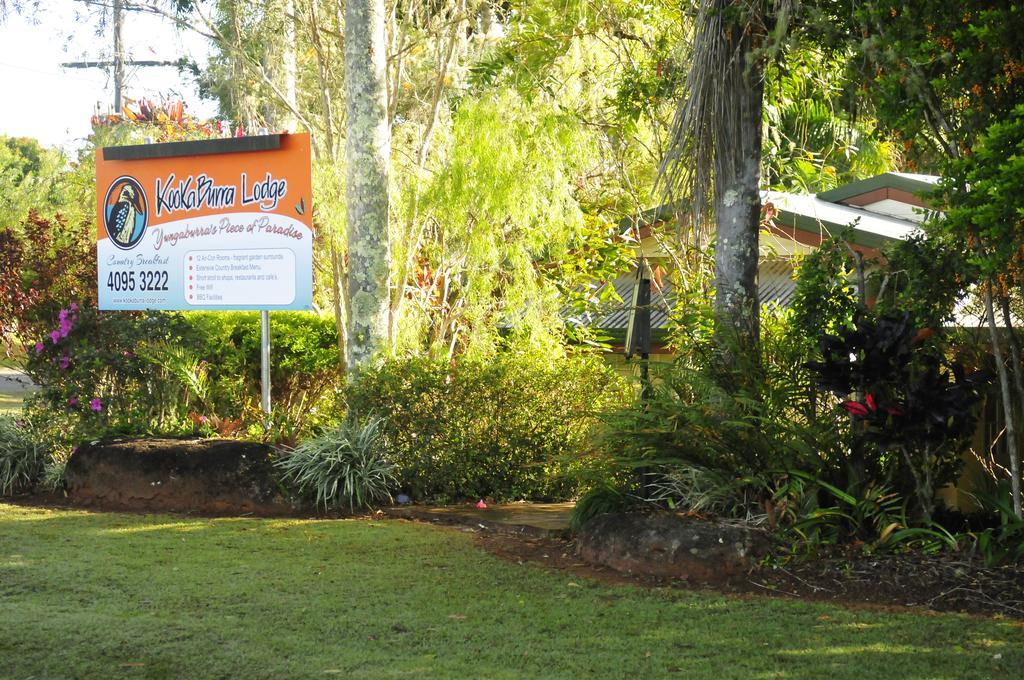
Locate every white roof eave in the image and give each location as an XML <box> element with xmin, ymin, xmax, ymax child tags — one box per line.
<box><xmin>762</xmin><ymin>189</ymin><xmax>920</xmax><ymax>245</ymax></box>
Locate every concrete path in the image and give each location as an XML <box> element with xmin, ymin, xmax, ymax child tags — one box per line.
<box><xmin>383</xmin><ymin>502</ymin><xmax>573</xmax><ymax>537</ymax></box>
<box><xmin>0</xmin><ymin>368</ymin><xmax>36</xmax><ymax>395</ymax></box>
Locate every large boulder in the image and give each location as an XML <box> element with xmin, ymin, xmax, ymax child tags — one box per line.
<box><xmin>64</xmin><ymin>437</ymin><xmax>298</xmax><ymax>515</ymax></box>
<box><xmin>577</xmin><ymin>512</ymin><xmax>770</xmax><ymax>583</ymax></box>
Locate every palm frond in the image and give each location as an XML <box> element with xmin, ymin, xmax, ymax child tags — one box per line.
<box><xmin>657</xmin><ymin>0</ymin><xmax>793</xmax><ymax>243</ymax></box>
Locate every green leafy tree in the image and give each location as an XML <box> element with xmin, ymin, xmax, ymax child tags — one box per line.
<box><xmin>838</xmin><ymin>1</ymin><xmax>1024</xmax><ymax>518</ymax></box>
<box><xmin>763</xmin><ymin>48</ymin><xmax>897</xmax><ymax>192</ymax></box>
<box><xmin>401</xmin><ymin>90</ymin><xmax>604</xmax><ymax>356</ymax></box>
<box><xmin>0</xmin><ymin>137</ymin><xmax>71</xmax><ymax>234</ymax></box>
<box><xmin>850</xmin><ymin>1</ymin><xmax>1024</xmax><ymax>167</ymax></box>
<box><xmin>937</xmin><ymin>106</ymin><xmax>1024</xmax><ymax>517</ymax></box>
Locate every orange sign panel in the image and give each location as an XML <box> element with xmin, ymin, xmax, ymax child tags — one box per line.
<box><xmin>96</xmin><ymin>133</ymin><xmax>313</xmax><ymax>310</ymax></box>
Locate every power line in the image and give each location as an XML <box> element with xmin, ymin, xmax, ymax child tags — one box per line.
<box><xmin>61</xmin><ymin>0</ymin><xmax>185</xmax><ymax>111</ymax></box>
<box><xmin>0</xmin><ymin>60</ymin><xmax>108</xmax><ymax>85</ymax></box>
<box><xmin>63</xmin><ymin>59</ymin><xmax>182</xmax><ymax>68</ymax></box>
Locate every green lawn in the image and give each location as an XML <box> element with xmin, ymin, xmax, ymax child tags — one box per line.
<box><xmin>1</xmin><ymin>503</ymin><xmax>1021</xmax><ymax>679</ymax></box>
<box><xmin>0</xmin><ymin>392</ymin><xmax>22</xmax><ymax>414</ymax></box>
<box><xmin>0</xmin><ymin>356</ymin><xmax>23</xmax><ymax>370</ymax></box>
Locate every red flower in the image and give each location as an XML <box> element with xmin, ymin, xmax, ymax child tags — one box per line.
<box><xmin>841</xmin><ymin>401</ymin><xmax>870</xmax><ymax>417</ymax></box>
<box><xmin>865</xmin><ymin>393</ymin><xmax>877</xmax><ymax>412</ymax></box>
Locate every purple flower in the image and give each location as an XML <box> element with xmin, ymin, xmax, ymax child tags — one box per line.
<box><xmin>59</xmin><ymin>355</ymin><xmax>70</xmax><ymax>370</ymax></box>
<box><xmin>59</xmin><ymin>317</ymin><xmax>73</xmax><ymax>338</ymax></box>
<box><xmin>58</xmin><ymin>309</ymin><xmax>68</xmax><ymax>322</ymax></box>
<box><xmin>68</xmin><ymin>396</ymin><xmax>78</xmax><ymax>407</ymax></box>
<box><xmin>34</xmin><ymin>342</ymin><xmax>44</xmax><ymax>354</ymax></box>
<box><xmin>70</xmin><ymin>302</ymin><xmax>78</xmax><ymax>312</ymax></box>
<box><xmin>89</xmin><ymin>398</ymin><xmax>103</xmax><ymax>412</ymax></box>
<box><xmin>50</xmin><ymin>330</ymin><xmax>60</xmax><ymax>344</ymax></box>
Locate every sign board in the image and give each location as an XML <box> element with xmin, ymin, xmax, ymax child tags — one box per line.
<box><xmin>95</xmin><ymin>133</ymin><xmax>314</xmax><ymax>310</ymax></box>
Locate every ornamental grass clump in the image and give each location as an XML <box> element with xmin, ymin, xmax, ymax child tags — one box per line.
<box><xmin>0</xmin><ymin>416</ymin><xmax>45</xmax><ymax>495</ymax></box>
<box><xmin>276</xmin><ymin>418</ymin><xmax>396</xmax><ymax>511</ymax></box>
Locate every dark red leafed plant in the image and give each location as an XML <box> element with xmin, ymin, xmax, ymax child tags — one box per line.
<box><xmin>0</xmin><ymin>212</ymin><xmax>97</xmax><ymax>355</ymax></box>
<box><xmin>806</xmin><ymin>312</ymin><xmax>988</xmax><ymax>522</ymax></box>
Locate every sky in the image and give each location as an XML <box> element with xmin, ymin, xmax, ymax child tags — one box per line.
<box><xmin>0</xmin><ymin>1</ymin><xmax>217</xmax><ymax>151</ymax></box>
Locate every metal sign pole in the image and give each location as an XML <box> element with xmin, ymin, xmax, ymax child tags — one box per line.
<box><xmin>256</xmin><ymin>128</ymin><xmax>272</xmax><ymax>419</ymax></box>
<box><xmin>260</xmin><ymin>310</ymin><xmax>271</xmax><ymax>415</ymax></box>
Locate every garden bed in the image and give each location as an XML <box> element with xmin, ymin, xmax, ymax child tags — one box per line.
<box><xmin>62</xmin><ymin>437</ymin><xmax>302</xmax><ymax>516</ymax></box>
<box><xmin>476</xmin><ymin>530</ymin><xmax>1024</xmax><ymax>620</ymax></box>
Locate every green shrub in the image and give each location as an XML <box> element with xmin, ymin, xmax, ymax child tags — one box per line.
<box><xmin>646</xmin><ymin>463</ymin><xmax>775</xmax><ymax>523</ymax></box>
<box><xmin>40</xmin><ymin>453</ymin><xmax>69</xmax><ymax>492</ymax></box>
<box><xmin>806</xmin><ymin>311</ymin><xmax>986</xmax><ymax>522</ymax></box>
<box><xmin>569</xmin><ymin>485</ymin><xmax>633</xmax><ymax>530</ymax></box>
<box><xmin>24</xmin><ymin>306</ymin><xmax>341</xmax><ymax>447</ymax></box>
<box><xmin>25</xmin><ymin>305</ymin><xmax>196</xmax><ymax>445</ymax></box>
<box><xmin>771</xmin><ymin>471</ymin><xmax>905</xmax><ymax>551</ymax></box>
<box><xmin>183</xmin><ymin>311</ymin><xmax>339</xmax><ymax>436</ymax></box>
<box><xmin>276</xmin><ymin>418</ymin><xmax>396</xmax><ymax>511</ymax></box>
<box><xmin>969</xmin><ymin>484</ymin><xmax>1024</xmax><ymax>566</ymax></box>
<box><xmin>346</xmin><ymin>350</ymin><xmax>626</xmax><ymax>502</ymax></box>
<box><xmin>605</xmin><ymin>311</ymin><xmax>849</xmax><ymax>486</ymax></box>
<box><xmin>0</xmin><ymin>415</ymin><xmax>45</xmax><ymax>495</ymax></box>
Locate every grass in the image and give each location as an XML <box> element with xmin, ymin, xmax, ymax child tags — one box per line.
<box><xmin>1</xmin><ymin>503</ymin><xmax>1022</xmax><ymax>679</ymax></box>
<box><xmin>0</xmin><ymin>356</ymin><xmax>23</xmax><ymax>370</ymax></box>
<box><xmin>0</xmin><ymin>393</ymin><xmax>23</xmax><ymax>414</ymax></box>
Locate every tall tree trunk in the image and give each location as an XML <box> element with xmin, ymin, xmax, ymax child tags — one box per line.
<box><xmin>308</xmin><ymin>0</ymin><xmax>346</xmax><ymax>368</ymax></box>
<box><xmin>331</xmin><ymin>238</ymin><xmax>348</xmax><ymax>377</ymax></box>
<box><xmin>712</xmin><ymin>4</ymin><xmax>764</xmax><ymax>357</ymax></box>
<box><xmin>309</xmin><ymin>0</ymin><xmax>337</xmax><ymax>158</ymax></box>
<box><xmin>344</xmin><ymin>0</ymin><xmax>392</xmax><ymax>374</ymax></box>
<box><xmin>999</xmin><ymin>293</ymin><xmax>1024</xmax><ymax>518</ymax></box>
<box><xmin>279</xmin><ymin>0</ymin><xmax>299</xmax><ymax>131</ymax></box>
<box><xmin>659</xmin><ymin>0</ymin><xmax>767</xmax><ymax>359</ymax></box>
<box><xmin>230</xmin><ymin>0</ymin><xmax>255</xmax><ymax>131</ymax></box>
<box><xmin>985</xmin><ymin>284</ymin><xmax>1022</xmax><ymax>518</ymax></box>
<box><xmin>113</xmin><ymin>0</ymin><xmax>124</xmax><ymax>112</ymax></box>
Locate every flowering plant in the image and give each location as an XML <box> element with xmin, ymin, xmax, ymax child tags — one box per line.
<box><xmin>0</xmin><ymin>213</ymin><xmax>96</xmax><ymax>355</ymax></box>
<box><xmin>24</xmin><ymin>305</ymin><xmax>196</xmax><ymax>446</ymax></box>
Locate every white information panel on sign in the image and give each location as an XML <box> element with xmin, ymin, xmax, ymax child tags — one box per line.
<box><xmin>187</xmin><ymin>249</ymin><xmax>296</xmax><ymax>306</ymax></box>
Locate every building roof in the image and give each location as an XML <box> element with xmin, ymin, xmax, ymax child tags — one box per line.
<box><xmin>568</xmin><ymin>259</ymin><xmax>797</xmax><ymax>333</ymax></box>
<box><xmin>816</xmin><ymin>172</ymin><xmax>940</xmax><ymax>204</ymax></box>
<box><xmin>578</xmin><ymin>172</ymin><xmax>945</xmax><ymax>336</ymax></box>
<box><xmin>617</xmin><ymin>173</ymin><xmax>935</xmax><ymax>253</ymax></box>
<box><xmin>764</xmin><ymin>189</ymin><xmax>922</xmax><ymax>250</ymax></box>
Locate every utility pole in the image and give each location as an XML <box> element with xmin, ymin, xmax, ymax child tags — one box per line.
<box><xmin>113</xmin><ymin>0</ymin><xmax>124</xmax><ymax>111</ymax></box>
<box><xmin>62</xmin><ymin>0</ymin><xmax>180</xmax><ymax>113</ymax></box>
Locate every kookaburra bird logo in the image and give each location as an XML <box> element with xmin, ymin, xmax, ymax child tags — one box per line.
<box><xmin>104</xmin><ymin>177</ymin><xmax>148</xmax><ymax>249</ymax></box>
